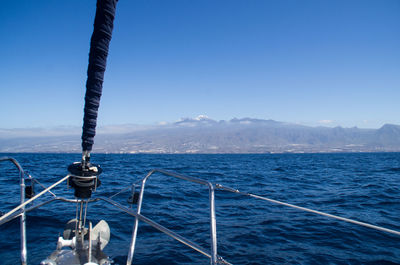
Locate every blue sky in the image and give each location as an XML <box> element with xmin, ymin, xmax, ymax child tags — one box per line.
<box><xmin>1</xmin><ymin>0</ymin><xmax>399</xmax><ymax>129</ymax></box>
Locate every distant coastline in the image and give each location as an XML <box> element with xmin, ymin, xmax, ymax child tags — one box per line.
<box><xmin>1</xmin><ymin>117</ymin><xmax>400</xmax><ymax>154</ymax></box>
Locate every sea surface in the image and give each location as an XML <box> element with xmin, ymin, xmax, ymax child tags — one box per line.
<box><xmin>0</xmin><ymin>153</ymin><xmax>400</xmax><ymax>265</ymax></box>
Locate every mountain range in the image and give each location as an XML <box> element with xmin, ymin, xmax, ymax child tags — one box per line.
<box><xmin>1</xmin><ymin>116</ymin><xmax>400</xmax><ymax>153</ymax></box>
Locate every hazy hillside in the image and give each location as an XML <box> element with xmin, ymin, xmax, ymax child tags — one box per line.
<box><xmin>1</xmin><ymin>117</ymin><xmax>400</xmax><ymax>153</ymax></box>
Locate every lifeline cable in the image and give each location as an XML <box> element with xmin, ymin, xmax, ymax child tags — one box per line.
<box><xmin>216</xmin><ymin>184</ymin><xmax>400</xmax><ymax>237</ymax></box>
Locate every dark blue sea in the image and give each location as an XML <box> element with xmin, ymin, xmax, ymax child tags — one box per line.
<box><xmin>1</xmin><ymin>153</ymin><xmax>400</xmax><ymax>265</ymax></box>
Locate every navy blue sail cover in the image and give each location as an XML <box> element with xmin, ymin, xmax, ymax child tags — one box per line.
<box><xmin>82</xmin><ymin>0</ymin><xmax>118</xmax><ymax>151</ymax></box>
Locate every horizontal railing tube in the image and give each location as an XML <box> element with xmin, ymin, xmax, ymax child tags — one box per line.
<box><xmin>0</xmin><ymin>175</ymin><xmax>71</xmax><ymax>224</ymax></box>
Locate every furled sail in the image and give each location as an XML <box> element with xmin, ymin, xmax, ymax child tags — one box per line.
<box><xmin>68</xmin><ymin>0</ymin><xmax>118</xmax><ymax>199</ymax></box>
<box><xmin>82</xmin><ymin>0</ymin><xmax>118</xmax><ymax>152</ymax></box>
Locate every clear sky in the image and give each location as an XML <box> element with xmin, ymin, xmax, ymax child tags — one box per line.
<box><xmin>1</xmin><ymin>0</ymin><xmax>399</xmax><ymax>129</ymax></box>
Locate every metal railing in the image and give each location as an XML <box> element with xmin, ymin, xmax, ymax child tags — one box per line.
<box><xmin>124</xmin><ymin>169</ymin><xmax>222</xmax><ymax>265</ymax></box>
<box><xmin>1</xmin><ymin>157</ymin><xmax>400</xmax><ymax>265</ymax></box>
<box><xmin>0</xmin><ymin>159</ymin><xmax>230</xmax><ymax>265</ymax></box>
<box><xmin>216</xmin><ymin>184</ymin><xmax>400</xmax><ymax>237</ymax></box>
<box><xmin>0</xmin><ymin>157</ymin><xmax>27</xmax><ymax>265</ymax></box>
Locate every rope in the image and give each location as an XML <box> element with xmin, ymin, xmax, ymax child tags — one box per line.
<box><xmin>32</xmin><ymin>177</ymin><xmax>57</xmax><ymax>197</ymax></box>
<box><xmin>215</xmin><ymin>184</ymin><xmax>400</xmax><ymax>237</ymax></box>
<box><xmin>218</xmin><ymin>256</ymin><xmax>233</xmax><ymax>265</ymax></box>
<box><xmin>109</xmin><ymin>178</ymin><xmax>143</xmax><ymax>199</ymax></box>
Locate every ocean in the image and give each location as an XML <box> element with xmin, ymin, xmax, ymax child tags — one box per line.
<box><xmin>0</xmin><ymin>153</ymin><xmax>399</xmax><ymax>265</ymax></box>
